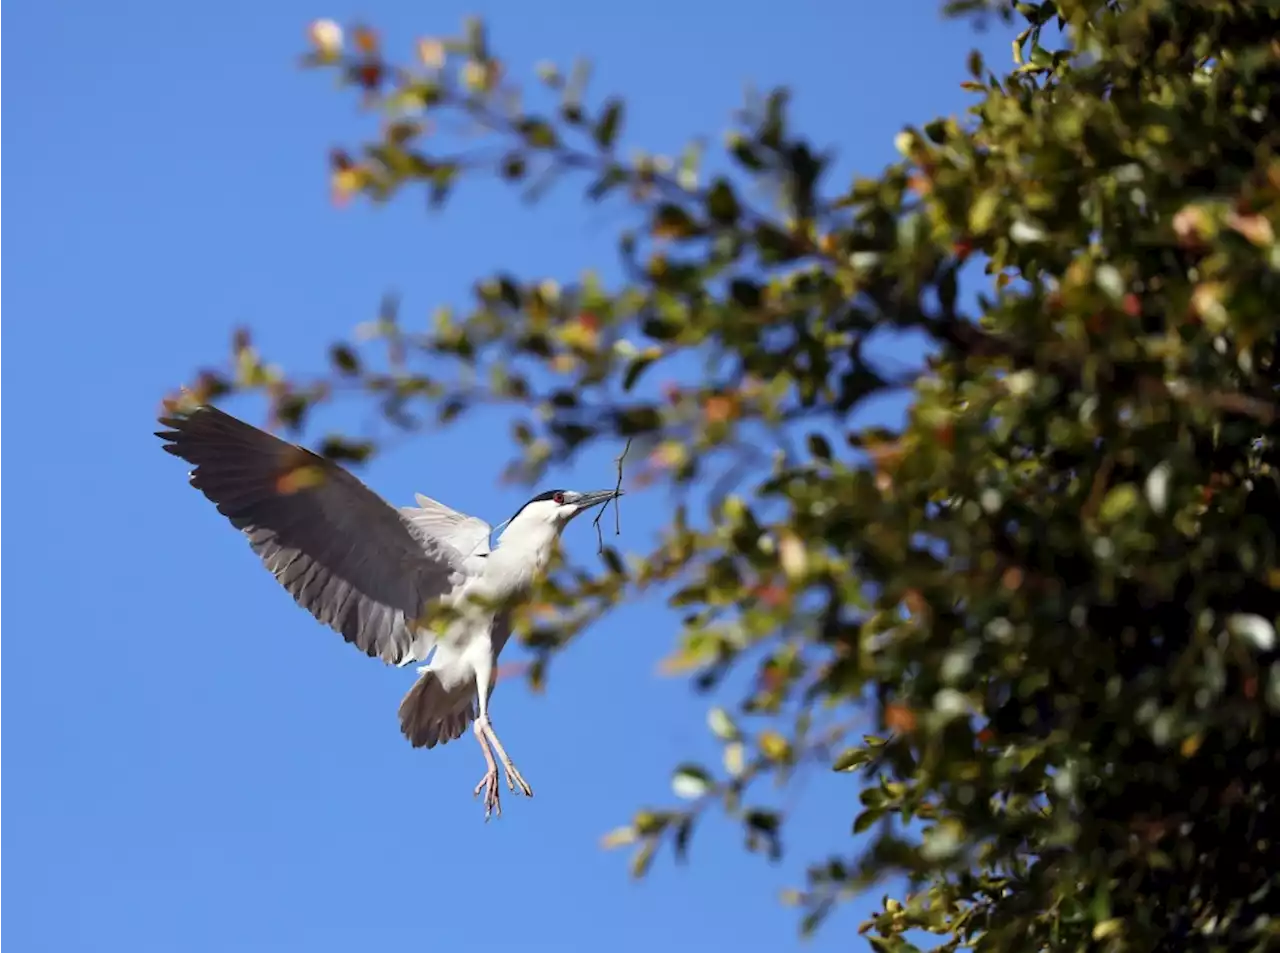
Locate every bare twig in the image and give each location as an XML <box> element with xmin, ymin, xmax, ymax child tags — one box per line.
<box><xmin>595</xmin><ymin>437</ymin><xmax>634</xmax><ymax>553</ymax></box>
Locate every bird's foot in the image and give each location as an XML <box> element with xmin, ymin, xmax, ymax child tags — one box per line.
<box><xmin>474</xmin><ymin>769</ymin><xmax>502</xmax><ymax>821</ymax></box>
<box><xmin>501</xmin><ymin>760</ymin><xmax>534</xmax><ymax>798</ymax></box>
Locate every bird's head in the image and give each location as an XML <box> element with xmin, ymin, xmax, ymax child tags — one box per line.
<box><xmin>506</xmin><ymin>488</ymin><xmax>624</xmax><ymax>534</ymax></box>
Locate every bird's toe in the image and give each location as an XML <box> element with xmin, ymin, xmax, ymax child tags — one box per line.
<box><xmin>475</xmin><ymin>770</ymin><xmax>502</xmax><ymax>820</ymax></box>
<box><xmin>502</xmin><ymin>762</ymin><xmax>533</xmax><ymax>798</ymax></box>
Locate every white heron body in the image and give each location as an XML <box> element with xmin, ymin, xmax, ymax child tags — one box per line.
<box><xmin>396</xmin><ymin>499</ymin><xmax>565</xmax><ymax>756</ymax></box>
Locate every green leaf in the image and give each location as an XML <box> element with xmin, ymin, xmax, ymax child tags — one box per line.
<box><xmin>613</xmin><ymin>405</ymin><xmax>662</xmax><ymax>436</ymax></box>
<box><xmin>438</xmin><ymin>397</ymin><xmax>468</xmax><ymax>424</ymax></box>
<box><xmin>652</xmin><ymin>204</ymin><xmax>699</xmax><ymax>240</ymax></box>
<box><xmin>707</xmin><ymin>706</ymin><xmax>740</xmax><ymax>740</ymax></box>
<box><xmin>706</xmin><ymin>178</ymin><xmax>741</xmax><ymax>226</ymax></box>
<box><xmin>672</xmin><ymin>764</ymin><xmax>713</xmax><ymax>799</ymax></box>
<box><xmin>754</xmin><ymin>223</ymin><xmax>800</xmax><ymax>264</ymax></box>
<box><xmin>967</xmin><ymin>48</ymin><xmax>984</xmax><ymax>79</ymax></box>
<box><xmin>672</xmin><ymin>816</ymin><xmax>694</xmax><ymax>862</ymax></box>
<box><xmin>677</xmin><ymin>138</ymin><xmax>704</xmax><ymax>188</ymax></box>
<box><xmin>563</xmin><ymin>57</ymin><xmax>592</xmax><ymax>113</ymax></box>
<box><xmin>629</xmin><ymin>839</ymin><xmax>657</xmax><ymax>879</ymax></box>
<box><xmin>938</xmin><ymin>263</ymin><xmax>959</xmax><ymax>316</ymax></box>
<box><xmin>853</xmin><ymin>808</ymin><xmax>881</xmax><ymax>833</ymax></box>
<box><xmin>319</xmin><ymin>437</ymin><xmax>375</xmax><ymax>464</ymax></box>
<box><xmin>427</xmin><ymin>163</ymin><xmax>458</xmax><ymax>208</ymax></box>
<box><xmin>330</xmin><ymin>344</ymin><xmax>361</xmax><ymax>376</ymax></box>
<box><xmin>516</xmin><ymin>117</ymin><xmax>558</xmax><ymax>149</ymax></box>
<box><xmin>641</xmin><ymin>313</ymin><xmax>683</xmax><ymax>342</ymax></box>
<box><xmin>833</xmin><ymin>747</ymin><xmax>870</xmax><ymax>772</ymax></box>
<box><xmin>500</xmin><ymin>152</ymin><xmax>527</xmax><ymax>181</ymax></box>
<box><xmin>1098</xmin><ymin>483</ymin><xmax>1140</xmax><ymax>524</ymax></box>
<box><xmin>968</xmin><ymin>189</ymin><xmax>1001</xmax><ymax>234</ymax></box>
<box><xmin>601</xmin><ymin>546</ymin><xmax>625</xmax><ymax>575</ymax></box>
<box><xmin>633</xmin><ymin>810</ymin><xmax>669</xmax><ymax>836</ymax></box>
<box><xmin>600</xmin><ymin>825</ymin><xmax>636</xmax><ymax>849</ymax></box>
<box><xmin>861</xmin><ymin>787</ymin><xmax>888</xmax><ymax>808</ymax></box>
<box><xmin>622</xmin><ymin>349</ymin><xmax>661</xmax><ymax>392</ymax></box>
<box><xmin>594</xmin><ymin>98</ymin><xmax>624</xmax><ymax>150</ymax></box>
<box><xmin>463</xmin><ymin>16</ymin><xmax>488</xmax><ymax>59</ymax></box>
<box><xmin>729</xmin><ymin>137</ymin><xmax>765</xmax><ymax>171</ymax></box>
<box><xmin>761</xmin><ymin>88</ymin><xmax>788</xmax><ymax>148</ymax></box>
<box><xmin>868</xmin><ymin>937</ymin><xmax>919</xmax><ymax>953</ymax></box>
<box><xmin>723</xmin><ymin>742</ymin><xmax>746</xmax><ymax>777</ymax></box>
<box><xmin>1226</xmin><ymin>613</ymin><xmax>1276</xmax><ymax>651</ymax></box>
<box><xmin>1092</xmin><ymin>919</ymin><xmax>1123</xmax><ymax>941</ymax></box>
<box><xmin>800</xmin><ymin>907</ymin><xmax>829</xmax><ymax>937</ymax></box>
<box><xmin>807</xmin><ymin>433</ymin><xmax>833</xmax><ymax>462</ymax></box>
<box><xmin>729</xmin><ymin>278</ymin><xmax>762</xmax><ymax>309</ymax></box>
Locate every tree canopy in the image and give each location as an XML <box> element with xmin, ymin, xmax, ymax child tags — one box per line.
<box><xmin>166</xmin><ymin>1</ymin><xmax>1280</xmax><ymax>949</ymax></box>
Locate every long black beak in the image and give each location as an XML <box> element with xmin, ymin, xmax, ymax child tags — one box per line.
<box><xmin>577</xmin><ymin>489</ymin><xmax>624</xmax><ymax>510</ymax></box>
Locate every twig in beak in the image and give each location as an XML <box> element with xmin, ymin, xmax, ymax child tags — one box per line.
<box><xmin>594</xmin><ymin>437</ymin><xmax>633</xmax><ymax>554</ymax></box>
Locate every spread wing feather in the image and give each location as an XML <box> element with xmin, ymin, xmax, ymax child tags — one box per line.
<box><xmin>157</xmin><ymin>405</ymin><xmax>467</xmax><ymax>665</ymax></box>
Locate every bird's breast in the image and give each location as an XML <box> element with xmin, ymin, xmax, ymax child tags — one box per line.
<box><xmin>484</xmin><ymin>543</ymin><xmax>554</xmax><ymax>594</ymax></box>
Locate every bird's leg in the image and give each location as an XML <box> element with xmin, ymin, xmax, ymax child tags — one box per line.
<box><xmin>474</xmin><ymin>675</ymin><xmax>533</xmax><ymax>799</ymax></box>
<box><xmin>478</xmin><ymin>718</ymin><xmax>533</xmax><ymax>798</ymax></box>
<box><xmin>472</xmin><ymin>718</ymin><xmax>502</xmax><ymax>821</ymax></box>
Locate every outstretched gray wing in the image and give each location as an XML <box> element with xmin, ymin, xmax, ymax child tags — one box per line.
<box><xmin>157</xmin><ymin>404</ymin><xmax>461</xmax><ymax>665</ymax></box>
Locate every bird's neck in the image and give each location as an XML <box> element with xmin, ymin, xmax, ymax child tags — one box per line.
<box><xmin>490</xmin><ymin>521</ymin><xmax>561</xmax><ymax>592</ymax></box>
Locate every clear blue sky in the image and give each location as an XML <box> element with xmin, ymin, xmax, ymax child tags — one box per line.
<box><xmin>5</xmin><ymin>3</ymin><xmax>1013</xmax><ymax>950</ymax></box>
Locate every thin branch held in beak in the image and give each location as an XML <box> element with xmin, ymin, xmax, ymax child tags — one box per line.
<box><xmin>594</xmin><ymin>437</ymin><xmax>633</xmax><ymax>555</ymax></box>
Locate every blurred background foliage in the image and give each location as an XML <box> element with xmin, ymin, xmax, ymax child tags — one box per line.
<box><xmin>168</xmin><ymin>0</ymin><xmax>1280</xmax><ymax>949</ymax></box>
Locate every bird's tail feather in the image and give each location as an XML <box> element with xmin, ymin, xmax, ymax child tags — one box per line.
<box><xmin>398</xmin><ymin>671</ymin><xmax>474</xmax><ymax>749</ymax></box>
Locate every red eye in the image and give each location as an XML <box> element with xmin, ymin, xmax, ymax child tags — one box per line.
<box><xmin>553</xmin><ymin>492</ymin><xmax>565</xmax><ymax>505</ymax></box>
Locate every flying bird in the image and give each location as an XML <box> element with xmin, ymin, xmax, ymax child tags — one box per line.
<box><xmin>156</xmin><ymin>404</ymin><xmax>623</xmax><ymax>819</ymax></box>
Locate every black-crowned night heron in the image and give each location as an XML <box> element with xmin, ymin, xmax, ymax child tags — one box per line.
<box><xmin>157</xmin><ymin>404</ymin><xmax>622</xmax><ymax>819</ymax></box>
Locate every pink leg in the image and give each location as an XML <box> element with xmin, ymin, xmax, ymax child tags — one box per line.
<box><xmin>472</xmin><ymin>720</ymin><xmax>502</xmax><ymax>820</ymax></box>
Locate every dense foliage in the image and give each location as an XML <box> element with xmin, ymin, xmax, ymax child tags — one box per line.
<box><xmin>169</xmin><ymin>1</ymin><xmax>1280</xmax><ymax>949</ymax></box>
